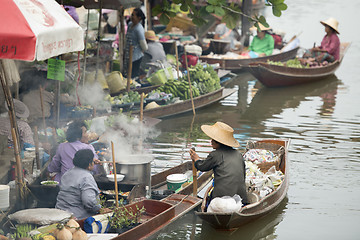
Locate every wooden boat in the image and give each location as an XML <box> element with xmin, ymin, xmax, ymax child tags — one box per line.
<box><xmin>77</xmin><ymin>194</ymin><xmax>201</xmax><ymax>240</ymax></box>
<box><xmin>140</xmin><ymin>87</ymin><xmax>236</xmax><ymax>119</ymax></box>
<box><xmin>199</xmin><ymin>47</ymin><xmax>299</xmax><ymax>71</ymax></box>
<box><xmin>244</xmin><ymin>42</ymin><xmax>350</xmax><ymax>87</ymax></box>
<box><xmin>196</xmin><ymin>139</ymin><xmax>290</xmax><ymax>230</ymax></box>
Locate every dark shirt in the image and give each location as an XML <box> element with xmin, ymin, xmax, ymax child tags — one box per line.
<box><xmin>195</xmin><ymin>146</ymin><xmax>248</xmax><ymax>204</ymax></box>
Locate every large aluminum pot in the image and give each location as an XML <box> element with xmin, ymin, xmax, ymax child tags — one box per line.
<box><xmin>115</xmin><ymin>154</ymin><xmax>152</xmax><ymax>186</ymax></box>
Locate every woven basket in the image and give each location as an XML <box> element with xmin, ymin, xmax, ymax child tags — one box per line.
<box><xmin>245</xmin><ymin>141</ymin><xmax>285</xmax><ymax>173</ymax></box>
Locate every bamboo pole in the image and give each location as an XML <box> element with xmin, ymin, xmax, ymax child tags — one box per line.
<box><xmin>183</xmin><ymin>50</ymin><xmax>196</xmax><ymax>115</ymax></box>
<box><xmin>111</xmin><ymin>141</ymin><xmax>119</xmax><ymax>208</ymax></box>
<box><xmin>39</xmin><ymin>86</ymin><xmax>49</xmax><ymax>153</ymax></box>
<box><xmin>174</xmin><ymin>41</ymin><xmax>180</xmax><ymax>79</ymax></box>
<box><xmin>34</xmin><ymin>126</ymin><xmax>41</xmax><ymax>170</ymax></box>
<box><xmin>0</xmin><ymin>64</ymin><xmax>25</xmax><ymax>205</ymax></box>
<box><xmin>126</xmin><ymin>45</ymin><xmax>133</xmax><ymax>92</ymax></box>
<box><xmin>140</xmin><ymin>93</ymin><xmax>145</xmax><ymax>122</ymax></box>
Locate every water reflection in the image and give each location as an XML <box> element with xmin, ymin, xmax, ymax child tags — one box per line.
<box><xmin>151</xmin><ymin>197</ymin><xmax>289</xmax><ymax>240</ymax></box>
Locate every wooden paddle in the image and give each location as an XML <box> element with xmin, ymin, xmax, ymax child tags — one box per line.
<box><xmin>111</xmin><ymin>141</ymin><xmax>119</xmax><ymax>208</ymax></box>
<box><xmin>183</xmin><ymin>49</ymin><xmax>196</xmax><ymax>116</ymax></box>
<box><xmin>174</xmin><ymin>41</ymin><xmax>180</xmax><ymax>79</ymax></box>
<box><xmin>126</xmin><ymin>45</ymin><xmax>133</xmax><ymax>92</ymax></box>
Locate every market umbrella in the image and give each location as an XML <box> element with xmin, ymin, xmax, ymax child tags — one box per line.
<box><xmin>0</xmin><ymin>0</ymin><xmax>84</xmax><ymax>61</ymax></box>
<box><xmin>0</xmin><ymin>0</ymin><xmax>84</xmax><ymax>205</ymax></box>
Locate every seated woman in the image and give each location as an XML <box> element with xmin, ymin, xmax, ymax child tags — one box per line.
<box><xmin>247</xmin><ymin>23</ymin><xmax>274</xmax><ymax>57</ymax></box>
<box><xmin>48</xmin><ymin>120</ymin><xmax>99</xmax><ymax>183</ymax></box>
<box><xmin>189</xmin><ymin>122</ymin><xmax>248</xmax><ymax>208</ymax></box>
<box><xmin>302</xmin><ymin>17</ymin><xmax>340</xmax><ymax>64</ymax></box>
<box><xmin>56</xmin><ymin>149</ymin><xmax>108</xmax><ymax>219</ymax></box>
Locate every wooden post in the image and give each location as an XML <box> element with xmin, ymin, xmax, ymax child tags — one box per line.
<box><xmin>140</xmin><ymin>93</ymin><xmax>145</xmax><ymax>122</ymax></box>
<box><xmin>174</xmin><ymin>41</ymin><xmax>180</xmax><ymax>79</ymax></box>
<box><xmin>119</xmin><ymin>7</ymin><xmax>125</xmax><ymax>73</ymax></box>
<box><xmin>183</xmin><ymin>50</ymin><xmax>196</xmax><ymax>115</ymax></box>
<box><xmin>126</xmin><ymin>45</ymin><xmax>133</xmax><ymax>92</ymax></box>
<box><xmin>111</xmin><ymin>141</ymin><xmax>119</xmax><ymax>208</ymax></box>
<box><xmin>34</xmin><ymin>126</ymin><xmax>41</xmax><ymax>169</ymax></box>
<box><xmin>39</xmin><ymin>86</ymin><xmax>49</xmax><ymax>153</ymax></box>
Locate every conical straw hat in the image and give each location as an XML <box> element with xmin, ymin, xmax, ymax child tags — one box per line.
<box><xmin>201</xmin><ymin>122</ymin><xmax>240</xmax><ymax>148</ymax></box>
<box><xmin>320</xmin><ymin>17</ymin><xmax>340</xmax><ymax>34</ymax></box>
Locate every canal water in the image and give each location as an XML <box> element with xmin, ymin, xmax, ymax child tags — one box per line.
<box><xmin>148</xmin><ymin>0</ymin><xmax>360</xmax><ymax>239</ymax></box>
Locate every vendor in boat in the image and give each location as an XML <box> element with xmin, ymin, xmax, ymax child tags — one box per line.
<box><xmin>0</xmin><ymin>99</ymin><xmax>34</xmax><ymax>149</ymax></box>
<box><xmin>214</xmin><ymin>22</ymin><xmax>241</xmax><ymax>52</ymax></box>
<box><xmin>144</xmin><ymin>30</ymin><xmax>166</xmax><ymax>63</ymax></box>
<box><xmin>244</xmin><ymin>23</ymin><xmax>274</xmax><ymax>58</ymax></box>
<box><xmin>56</xmin><ymin>149</ymin><xmax>110</xmax><ymax>219</ymax></box>
<box><xmin>189</xmin><ymin>122</ymin><xmax>248</xmax><ymax>206</ymax></box>
<box><xmin>48</xmin><ymin>120</ymin><xmax>100</xmax><ymax>183</ymax></box>
<box><xmin>302</xmin><ymin>17</ymin><xmax>340</xmax><ymax>64</ymax></box>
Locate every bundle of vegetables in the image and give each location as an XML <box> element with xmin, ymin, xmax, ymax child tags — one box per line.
<box><xmin>104</xmin><ymin>91</ymin><xmax>141</xmax><ymax>105</ymax></box>
<box><xmin>157</xmin><ymin>64</ymin><xmax>221</xmax><ymax>100</ymax></box>
<box><xmin>267</xmin><ymin>58</ymin><xmax>309</xmax><ymax>68</ymax></box>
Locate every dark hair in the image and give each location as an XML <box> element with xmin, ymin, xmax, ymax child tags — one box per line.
<box><xmin>133</xmin><ymin>8</ymin><xmax>146</xmax><ymax>26</ymax></box>
<box><xmin>73</xmin><ymin>149</ymin><xmax>94</xmax><ymax>169</ymax></box>
<box><xmin>66</xmin><ymin>120</ymin><xmax>86</xmax><ymax>142</ymax></box>
<box><xmin>212</xmin><ymin>139</ymin><xmax>232</xmax><ymax>149</ymax></box>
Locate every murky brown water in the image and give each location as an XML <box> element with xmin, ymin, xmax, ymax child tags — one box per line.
<box><xmin>148</xmin><ymin>0</ymin><xmax>360</xmax><ymax>239</ymax></box>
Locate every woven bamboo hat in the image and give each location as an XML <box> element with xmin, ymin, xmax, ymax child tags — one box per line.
<box><xmin>5</xmin><ymin>99</ymin><xmax>29</xmax><ymax>119</ymax></box>
<box><xmin>320</xmin><ymin>17</ymin><xmax>340</xmax><ymax>34</ymax></box>
<box><xmin>145</xmin><ymin>30</ymin><xmax>159</xmax><ymax>41</ymax></box>
<box><xmin>250</xmin><ymin>23</ymin><xmax>272</xmax><ymax>32</ymax></box>
<box><xmin>145</xmin><ymin>101</ymin><xmax>160</xmax><ymax>109</ymax></box>
<box><xmin>201</xmin><ymin>122</ymin><xmax>240</xmax><ymax>148</ymax></box>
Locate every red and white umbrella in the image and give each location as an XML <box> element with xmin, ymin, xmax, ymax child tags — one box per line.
<box><xmin>0</xmin><ymin>0</ymin><xmax>84</xmax><ymax>61</ymax></box>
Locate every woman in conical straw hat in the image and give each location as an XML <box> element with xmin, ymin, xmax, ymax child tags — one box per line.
<box><xmin>302</xmin><ymin>17</ymin><xmax>340</xmax><ymax>64</ymax></box>
<box><xmin>189</xmin><ymin>122</ymin><xmax>248</xmax><ymax>207</ymax></box>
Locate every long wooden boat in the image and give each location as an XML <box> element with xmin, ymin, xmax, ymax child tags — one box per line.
<box><xmin>76</xmin><ymin>194</ymin><xmax>201</xmax><ymax>240</ymax></box>
<box><xmin>199</xmin><ymin>47</ymin><xmax>299</xmax><ymax>71</ymax></box>
<box><xmin>139</xmin><ymin>87</ymin><xmax>236</xmax><ymax>119</ymax></box>
<box><xmin>244</xmin><ymin>42</ymin><xmax>350</xmax><ymax>87</ymax></box>
<box><xmin>196</xmin><ymin>139</ymin><xmax>290</xmax><ymax>230</ymax></box>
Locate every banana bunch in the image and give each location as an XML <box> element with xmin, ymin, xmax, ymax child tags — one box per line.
<box><xmin>158</xmin><ymin>78</ymin><xmax>200</xmax><ymax>100</ymax></box>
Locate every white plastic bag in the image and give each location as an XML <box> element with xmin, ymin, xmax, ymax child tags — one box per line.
<box><xmin>207</xmin><ymin>194</ymin><xmax>242</xmax><ymax>213</ymax></box>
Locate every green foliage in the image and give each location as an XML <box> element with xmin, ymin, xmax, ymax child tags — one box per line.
<box><xmin>153</xmin><ymin>0</ymin><xmax>288</xmax><ymax>28</ymax></box>
<box><xmin>267</xmin><ymin>58</ymin><xmax>309</xmax><ymax>68</ymax></box>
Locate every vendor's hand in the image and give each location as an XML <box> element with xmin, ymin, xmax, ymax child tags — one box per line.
<box><xmin>258</xmin><ymin>53</ymin><xmax>266</xmax><ymax>57</ymax></box>
<box><xmin>94</xmin><ymin>158</ymin><xmax>101</xmax><ymax>165</ymax></box>
<box><xmin>189</xmin><ymin>149</ymin><xmax>199</xmax><ymax>161</ymax></box>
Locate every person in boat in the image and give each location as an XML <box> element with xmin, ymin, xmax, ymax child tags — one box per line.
<box><xmin>189</xmin><ymin>122</ymin><xmax>248</xmax><ymax>207</ymax></box>
<box><xmin>48</xmin><ymin>120</ymin><xmax>100</xmax><ymax>183</ymax></box>
<box><xmin>302</xmin><ymin>17</ymin><xmax>340</xmax><ymax>64</ymax></box>
<box><xmin>56</xmin><ymin>149</ymin><xmax>109</xmax><ymax>219</ymax></box>
<box><xmin>213</xmin><ymin>22</ymin><xmax>241</xmax><ymax>52</ymax></box>
<box><xmin>243</xmin><ymin>23</ymin><xmax>274</xmax><ymax>58</ymax></box>
<box><xmin>144</xmin><ymin>30</ymin><xmax>166</xmax><ymax>63</ymax></box>
<box><xmin>123</xmin><ymin>8</ymin><xmax>148</xmax><ymax>78</ymax></box>
<box><xmin>0</xmin><ymin>99</ymin><xmax>34</xmax><ymax>149</ymax></box>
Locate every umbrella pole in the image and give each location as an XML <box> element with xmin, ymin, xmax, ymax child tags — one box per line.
<box><xmin>34</xmin><ymin>126</ymin><xmax>41</xmax><ymax>170</ymax></box>
<box><xmin>39</xmin><ymin>86</ymin><xmax>49</xmax><ymax>153</ymax></box>
<box><xmin>111</xmin><ymin>141</ymin><xmax>119</xmax><ymax>208</ymax></box>
<box><xmin>82</xmin><ymin>9</ymin><xmax>91</xmax><ymax>86</ymax></box>
<box><xmin>184</xmin><ymin>50</ymin><xmax>196</xmax><ymax>115</ymax></box>
<box><xmin>95</xmin><ymin>1</ymin><xmax>103</xmax><ymax>85</ymax></box>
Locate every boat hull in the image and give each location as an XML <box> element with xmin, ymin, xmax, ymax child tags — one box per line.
<box><xmin>199</xmin><ymin>47</ymin><xmax>299</xmax><ymax>71</ymax></box>
<box><xmin>196</xmin><ymin>139</ymin><xmax>290</xmax><ymax>230</ymax></box>
<box><xmin>142</xmin><ymin>87</ymin><xmax>236</xmax><ymax>118</ymax></box>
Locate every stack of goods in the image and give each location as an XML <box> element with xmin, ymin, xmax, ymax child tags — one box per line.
<box><xmin>157</xmin><ymin>64</ymin><xmax>221</xmax><ymax>100</ymax></box>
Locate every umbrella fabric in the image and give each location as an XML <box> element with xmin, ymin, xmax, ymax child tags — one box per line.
<box><xmin>0</xmin><ymin>0</ymin><xmax>84</xmax><ymax>61</ymax></box>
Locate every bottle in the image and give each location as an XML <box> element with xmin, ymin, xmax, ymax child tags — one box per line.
<box><xmin>145</xmin><ymin>186</ymin><xmax>151</xmax><ymax>199</ymax></box>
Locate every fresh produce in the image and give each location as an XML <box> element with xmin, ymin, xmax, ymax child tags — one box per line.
<box><xmin>12</xmin><ymin>224</ymin><xmax>34</xmax><ymax>239</ymax></box>
<box><xmin>71</xmin><ymin>228</ymin><xmax>87</xmax><ymax>240</ymax></box>
<box><xmin>267</xmin><ymin>58</ymin><xmax>310</xmax><ymax>68</ymax></box>
<box><xmin>55</xmin><ymin>224</ymin><xmax>72</xmax><ymax>240</ymax></box>
<box><xmin>105</xmin><ymin>91</ymin><xmax>141</xmax><ymax>105</ymax></box>
<box><xmin>157</xmin><ymin>64</ymin><xmax>221</xmax><ymax>100</ymax></box>
<box><xmin>65</xmin><ymin>219</ymin><xmax>79</xmax><ymax>234</ymax></box>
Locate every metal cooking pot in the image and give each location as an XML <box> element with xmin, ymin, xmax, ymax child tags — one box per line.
<box><xmin>115</xmin><ymin>155</ymin><xmax>152</xmax><ymax>186</ymax></box>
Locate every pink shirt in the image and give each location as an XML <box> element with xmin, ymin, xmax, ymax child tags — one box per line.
<box><xmin>320</xmin><ymin>33</ymin><xmax>340</xmax><ymax>60</ymax></box>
